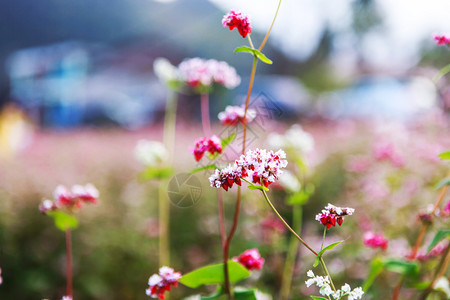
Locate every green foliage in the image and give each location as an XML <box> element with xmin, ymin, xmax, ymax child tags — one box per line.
<box><xmin>247</xmin><ymin>184</ymin><xmax>269</xmax><ymax>192</ymax></box>
<box><xmin>433</xmin><ymin>64</ymin><xmax>450</xmax><ymax>83</ymax></box>
<box><xmin>287</xmin><ymin>184</ymin><xmax>315</xmax><ymax>205</ymax></box>
<box><xmin>310</xmin><ymin>296</ymin><xmax>328</xmax><ymax>300</ymax></box>
<box><xmin>435</xmin><ymin>178</ymin><xmax>450</xmax><ymax>189</ymax></box>
<box><xmin>438</xmin><ymin>151</ymin><xmax>450</xmax><ymax>160</ymax></box>
<box><xmin>221</xmin><ymin>133</ymin><xmax>236</xmax><ymax>149</ymax></box>
<box><xmin>427</xmin><ymin>229</ymin><xmax>450</xmax><ymax>253</ymax></box>
<box><xmin>139</xmin><ymin>166</ymin><xmax>174</xmax><ymax>181</ymax></box>
<box><xmin>362</xmin><ymin>257</ymin><xmax>385</xmax><ymax>291</ymax></box>
<box><xmin>384</xmin><ymin>259</ymin><xmax>419</xmax><ymax>277</ymax></box>
<box><xmin>179</xmin><ymin>261</ymin><xmax>250</xmax><ymax>288</ymax></box>
<box><xmin>234</xmin><ymin>46</ymin><xmax>273</xmax><ymax>64</ymax></box>
<box><xmin>47</xmin><ymin>211</ymin><xmax>78</xmax><ymax>231</ymax></box>
<box><xmin>190</xmin><ymin>164</ymin><xmax>218</xmax><ymax>174</ymax></box>
<box><xmin>313</xmin><ymin>241</ymin><xmax>343</xmax><ymax>267</ymax></box>
<box><xmin>234</xmin><ymin>289</ymin><xmax>258</xmax><ymax>300</ymax></box>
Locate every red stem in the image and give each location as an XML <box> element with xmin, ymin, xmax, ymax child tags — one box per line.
<box><xmin>65</xmin><ymin>229</ymin><xmax>73</xmax><ymax>298</ymax></box>
<box><xmin>218</xmin><ymin>189</ymin><xmax>226</xmax><ymax>248</ymax></box>
<box><xmin>201</xmin><ymin>93</ymin><xmax>211</xmax><ymax>136</ymax></box>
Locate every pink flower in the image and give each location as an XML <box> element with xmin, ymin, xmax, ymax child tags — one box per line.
<box><xmin>315</xmin><ymin>204</ymin><xmax>355</xmax><ymax>229</ymax></box>
<box><xmin>233</xmin><ymin>249</ymin><xmax>264</xmax><ymax>271</ymax></box>
<box><xmin>209</xmin><ymin>164</ymin><xmax>247</xmax><ymax>191</ymax></box>
<box><xmin>236</xmin><ymin>149</ymin><xmax>288</xmax><ymax>187</ymax></box>
<box><xmin>218</xmin><ymin>105</ymin><xmax>256</xmax><ymax>126</ymax></box>
<box><xmin>39</xmin><ymin>184</ymin><xmax>99</xmax><ymax>213</ymax></box>
<box><xmin>372</xmin><ymin>141</ymin><xmax>404</xmax><ymax>167</ymax></box>
<box><xmin>178</xmin><ymin>58</ymin><xmax>240</xmax><ymax>89</ymax></box>
<box><xmin>416</xmin><ymin>242</ymin><xmax>448</xmax><ymax>261</ymax></box>
<box><xmin>145</xmin><ymin>266</ymin><xmax>182</xmax><ymax>299</ymax></box>
<box><xmin>364</xmin><ymin>232</ymin><xmax>388</xmax><ymax>250</ymax></box>
<box><xmin>191</xmin><ymin>135</ymin><xmax>222</xmax><ymax>161</ymax></box>
<box><xmin>434</xmin><ymin>34</ymin><xmax>450</xmax><ymax>46</ymax></box>
<box><xmin>0</xmin><ymin>267</ymin><xmax>2</xmax><ymax>285</ymax></box>
<box><xmin>346</xmin><ymin>156</ymin><xmax>371</xmax><ymax>173</ymax></box>
<box><xmin>222</xmin><ymin>10</ymin><xmax>252</xmax><ymax>38</ymax></box>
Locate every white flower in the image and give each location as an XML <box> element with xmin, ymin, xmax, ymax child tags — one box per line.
<box><xmin>268</xmin><ymin>125</ymin><xmax>314</xmax><ymax>154</ymax></box>
<box><xmin>348</xmin><ymin>287</ymin><xmax>364</xmax><ymax>300</ymax></box>
<box><xmin>153</xmin><ymin>57</ymin><xmax>179</xmax><ymax>83</ymax></box>
<box><xmin>307</xmin><ymin>270</ymin><xmax>315</xmax><ymax>277</ymax></box>
<box><xmin>134</xmin><ymin>140</ymin><xmax>168</xmax><ymax>166</ymax></box>
<box><xmin>278</xmin><ymin>170</ymin><xmax>301</xmax><ymax>192</ymax></box>
<box><xmin>434</xmin><ymin>277</ymin><xmax>450</xmax><ymax>298</ymax></box>
<box><xmin>341</xmin><ymin>283</ymin><xmax>351</xmax><ymax>293</ymax></box>
<box><xmin>148</xmin><ymin>274</ymin><xmax>163</xmax><ymax>287</ymax></box>
<box><xmin>61</xmin><ymin>296</ymin><xmax>72</xmax><ymax>300</ymax></box>
<box><xmin>320</xmin><ymin>285</ymin><xmax>334</xmax><ymax>296</ymax></box>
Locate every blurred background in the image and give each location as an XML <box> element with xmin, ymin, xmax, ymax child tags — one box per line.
<box><xmin>0</xmin><ymin>0</ymin><xmax>449</xmax><ymax>299</ymax></box>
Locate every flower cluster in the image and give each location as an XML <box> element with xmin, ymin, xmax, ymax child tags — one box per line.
<box><xmin>39</xmin><ymin>184</ymin><xmax>99</xmax><ymax>213</ymax></box>
<box><xmin>237</xmin><ymin>149</ymin><xmax>288</xmax><ymax>187</ymax></box>
<box><xmin>416</xmin><ymin>242</ymin><xmax>448</xmax><ymax>261</ymax></box>
<box><xmin>178</xmin><ymin>58</ymin><xmax>241</xmax><ymax>90</ymax></box>
<box><xmin>363</xmin><ymin>232</ymin><xmax>388</xmax><ymax>250</ymax></box>
<box><xmin>218</xmin><ymin>105</ymin><xmax>256</xmax><ymax>126</ymax></box>
<box><xmin>372</xmin><ymin>141</ymin><xmax>404</xmax><ymax>167</ymax></box>
<box><xmin>315</xmin><ymin>204</ymin><xmax>355</xmax><ymax>229</ymax></box>
<box><xmin>233</xmin><ymin>249</ymin><xmax>264</xmax><ymax>271</ymax></box>
<box><xmin>222</xmin><ymin>10</ymin><xmax>252</xmax><ymax>38</ymax></box>
<box><xmin>434</xmin><ymin>34</ymin><xmax>450</xmax><ymax>46</ymax></box>
<box><xmin>305</xmin><ymin>270</ymin><xmax>364</xmax><ymax>300</ymax></box>
<box><xmin>191</xmin><ymin>135</ymin><xmax>222</xmax><ymax>161</ymax></box>
<box><xmin>145</xmin><ymin>266</ymin><xmax>182</xmax><ymax>299</ymax></box>
<box><xmin>135</xmin><ymin>140</ymin><xmax>168</xmax><ymax>167</ymax></box>
<box><xmin>209</xmin><ymin>164</ymin><xmax>246</xmax><ymax>191</ymax></box>
<box><xmin>61</xmin><ymin>296</ymin><xmax>72</xmax><ymax>300</ymax></box>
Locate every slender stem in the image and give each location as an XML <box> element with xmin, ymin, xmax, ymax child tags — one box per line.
<box><xmin>418</xmin><ymin>243</ymin><xmax>450</xmax><ymax>300</ymax></box>
<box><xmin>218</xmin><ymin>189</ymin><xmax>226</xmax><ymax>248</ymax></box>
<box><xmin>258</xmin><ymin>0</ymin><xmax>282</xmax><ymax>52</ymax></box>
<box><xmin>321</xmin><ymin>227</ymin><xmax>327</xmax><ymax>251</ymax></box>
<box><xmin>260</xmin><ymin>188</ymin><xmax>317</xmax><ymax>256</ymax></box>
<box><xmin>159</xmin><ymin>90</ymin><xmax>178</xmax><ymax>267</ymax></box>
<box><xmin>242</xmin><ymin>57</ymin><xmax>258</xmax><ymax>153</ymax></box>
<box><xmin>280</xmin><ymin>205</ymin><xmax>302</xmax><ymax>300</ymax></box>
<box><xmin>247</xmin><ymin>35</ymin><xmax>255</xmax><ymax>50</ymax></box>
<box><xmin>392</xmin><ymin>276</ymin><xmax>404</xmax><ymax>300</ymax></box>
<box><xmin>319</xmin><ymin>256</ymin><xmax>336</xmax><ymax>292</ymax></box>
<box><xmin>65</xmin><ymin>229</ymin><xmax>73</xmax><ymax>298</ymax></box>
<box><xmin>201</xmin><ymin>93</ymin><xmax>211</xmax><ymax>136</ymax></box>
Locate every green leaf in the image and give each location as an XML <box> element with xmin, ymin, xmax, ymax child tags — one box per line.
<box><xmin>179</xmin><ymin>260</ymin><xmax>250</xmax><ymax>288</ymax></box>
<box><xmin>433</xmin><ymin>63</ymin><xmax>450</xmax><ymax>83</ymax></box>
<box><xmin>310</xmin><ymin>296</ymin><xmax>328</xmax><ymax>300</ymax></box>
<box><xmin>438</xmin><ymin>151</ymin><xmax>450</xmax><ymax>160</ymax></box>
<box><xmin>190</xmin><ymin>164</ymin><xmax>218</xmax><ymax>174</ymax></box>
<box><xmin>286</xmin><ymin>185</ymin><xmax>314</xmax><ymax>206</ymax></box>
<box><xmin>427</xmin><ymin>229</ymin><xmax>450</xmax><ymax>253</ymax></box>
<box><xmin>384</xmin><ymin>259</ymin><xmax>419</xmax><ymax>277</ymax></box>
<box><xmin>234</xmin><ymin>46</ymin><xmax>273</xmax><ymax>64</ymax></box>
<box><xmin>199</xmin><ymin>289</ymin><xmax>226</xmax><ymax>300</ymax></box>
<box><xmin>247</xmin><ymin>184</ymin><xmax>269</xmax><ymax>192</ymax></box>
<box><xmin>139</xmin><ymin>167</ymin><xmax>174</xmax><ymax>181</ymax></box>
<box><xmin>313</xmin><ymin>241</ymin><xmax>344</xmax><ymax>267</ymax></box>
<box><xmin>47</xmin><ymin>211</ymin><xmax>78</xmax><ymax>231</ymax></box>
<box><xmin>221</xmin><ymin>133</ymin><xmax>236</xmax><ymax>150</ymax></box>
<box><xmin>362</xmin><ymin>257</ymin><xmax>385</xmax><ymax>291</ymax></box>
<box><xmin>436</xmin><ymin>178</ymin><xmax>450</xmax><ymax>189</ymax></box>
<box><xmin>235</xmin><ymin>289</ymin><xmax>257</xmax><ymax>300</ymax></box>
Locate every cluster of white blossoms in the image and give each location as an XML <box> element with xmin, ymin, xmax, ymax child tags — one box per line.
<box><xmin>305</xmin><ymin>270</ymin><xmax>364</xmax><ymax>300</ymax></box>
<box><xmin>218</xmin><ymin>105</ymin><xmax>256</xmax><ymax>126</ymax></box>
<box><xmin>268</xmin><ymin>124</ymin><xmax>314</xmax><ymax>154</ymax></box>
<box><xmin>134</xmin><ymin>140</ymin><xmax>169</xmax><ymax>167</ymax></box>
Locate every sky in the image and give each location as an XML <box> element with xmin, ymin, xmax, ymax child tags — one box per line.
<box><xmin>209</xmin><ymin>0</ymin><xmax>450</xmax><ymax>70</ymax></box>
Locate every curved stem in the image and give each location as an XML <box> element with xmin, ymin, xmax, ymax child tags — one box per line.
<box><xmin>247</xmin><ymin>35</ymin><xmax>255</xmax><ymax>49</ymax></box>
<box><xmin>258</xmin><ymin>0</ymin><xmax>282</xmax><ymax>51</ymax></box>
<box><xmin>280</xmin><ymin>205</ymin><xmax>302</xmax><ymax>300</ymax></box>
<box><xmin>201</xmin><ymin>93</ymin><xmax>211</xmax><ymax>136</ymax></box>
<box><xmin>65</xmin><ymin>229</ymin><xmax>73</xmax><ymax>298</ymax></box>
<box><xmin>242</xmin><ymin>57</ymin><xmax>258</xmax><ymax>153</ymax></box>
<box><xmin>260</xmin><ymin>189</ymin><xmax>317</xmax><ymax>256</ymax></box>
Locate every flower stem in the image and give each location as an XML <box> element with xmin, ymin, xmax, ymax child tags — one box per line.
<box><xmin>65</xmin><ymin>229</ymin><xmax>73</xmax><ymax>298</ymax></box>
<box><xmin>258</xmin><ymin>0</ymin><xmax>282</xmax><ymax>52</ymax></box>
<box><xmin>218</xmin><ymin>189</ymin><xmax>226</xmax><ymax>248</ymax></box>
<box><xmin>242</xmin><ymin>57</ymin><xmax>258</xmax><ymax>153</ymax></box>
<box><xmin>247</xmin><ymin>35</ymin><xmax>255</xmax><ymax>50</ymax></box>
<box><xmin>280</xmin><ymin>205</ymin><xmax>302</xmax><ymax>300</ymax></box>
<box><xmin>201</xmin><ymin>93</ymin><xmax>211</xmax><ymax>136</ymax></box>
<box><xmin>319</xmin><ymin>256</ymin><xmax>336</xmax><ymax>292</ymax></box>
<box><xmin>321</xmin><ymin>227</ymin><xmax>327</xmax><ymax>251</ymax></box>
<box><xmin>418</xmin><ymin>242</ymin><xmax>450</xmax><ymax>300</ymax></box>
<box><xmin>260</xmin><ymin>189</ymin><xmax>317</xmax><ymax>256</ymax></box>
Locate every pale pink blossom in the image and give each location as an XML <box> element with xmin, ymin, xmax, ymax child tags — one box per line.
<box><xmin>218</xmin><ymin>105</ymin><xmax>256</xmax><ymax>126</ymax></box>
<box><xmin>364</xmin><ymin>232</ymin><xmax>388</xmax><ymax>250</ymax></box>
<box><xmin>145</xmin><ymin>266</ymin><xmax>182</xmax><ymax>299</ymax></box>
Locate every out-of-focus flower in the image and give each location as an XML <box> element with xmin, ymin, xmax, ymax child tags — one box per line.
<box><xmin>236</xmin><ymin>149</ymin><xmax>288</xmax><ymax>187</ymax></box>
<box><xmin>417</xmin><ymin>242</ymin><xmax>448</xmax><ymax>261</ymax></box>
<box><xmin>145</xmin><ymin>266</ymin><xmax>182</xmax><ymax>299</ymax></box>
<box><xmin>434</xmin><ymin>277</ymin><xmax>450</xmax><ymax>298</ymax></box>
<box><xmin>153</xmin><ymin>57</ymin><xmax>179</xmax><ymax>84</ymax></box>
<box><xmin>178</xmin><ymin>58</ymin><xmax>240</xmax><ymax>90</ymax></box>
<box><xmin>346</xmin><ymin>156</ymin><xmax>371</xmax><ymax>173</ymax></box>
<box><xmin>315</xmin><ymin>204</ymin><xmax>354</xmax><ymax>229</ymax></box>
<box><xmin>305</xmin><ymin>270</ymin><xmax>364</xmax><ymax>299</ymax></box>
<box><xmin>434</xmin><ymin>34</ymin><xmax>450</xmax><ymax>46</ymax></box>
<box><xmin>61</xmin><ymin>296</ymin><xmax>72</xmax><ymax>300</ymax></box>
<box><xmin>191</xmin><ymin>136</ymin><xmax>222</xmax><ymax>161</ymax></box>
<box><xmin>364</xmin><ymin>232</ymin><xmax>388</xmax><ymax>250</ymax></box>
<box><xmin>39</xmin><ymin>184</ymin><xmax>99</xmax><ymax>213</ymax></box>
<box><xmin>218</xmin><ymin>105</ymin><xmax>256</xmax><ymax>126</ymax></box>
<box><xmin>0</xmin><ymin>267</ymin><xmax>2</xmax><ymax>285</ymax></box>
<box><xmin>268</xmin><ymin>125</ymin><xmax>314</xmax><ymax>154</ymax></box>
<box><xmin>443</xmin><ymin>200</ymin><xmax>450</xmax><ymax>217</ymax></box>
<box><xmin>135</xmin><ymin>140</ymin><xmax>168</xmax><ymax>167</ymax></box>
<box><xmin>233</xmin><ymin>249</ymin><xmax>264</xmax><ymax>271</ymax></box>
<box><xmin>222</xmin><ymin>10</ymin><xmax>252</xmax><ymax>38</ymax></box>
<box><xmin>418</xmin><ymin>212</ymin><xmax>434</xmax><ymax>224</ymax></box>
<box><xmin>372</xmin><ymin>141</ymin><xmax>404</xmax><ymax>167</ymax></box>
<box><xmin>278</xmin><ymin>170</ymin><xmax>301</xmax><ymax>192</ymax></box>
